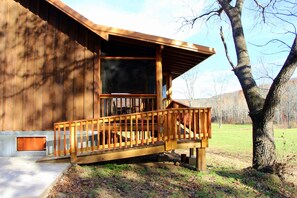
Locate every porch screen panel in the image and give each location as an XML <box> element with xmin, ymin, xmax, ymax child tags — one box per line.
<box><xmin>101</xmin><ymin>60</ymin><xmax>156</xmax><ymax>94</ymax></box>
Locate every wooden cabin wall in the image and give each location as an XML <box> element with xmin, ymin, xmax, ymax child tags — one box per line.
<box><xmin>0</xmin><ymin>0</ymin><xmax>100</xmax><ymax>130</ymax></box>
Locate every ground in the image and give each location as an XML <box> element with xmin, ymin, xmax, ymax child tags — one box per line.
<box><xmin>47</xmin><ymin>148</ymin><xmax>296</xmax><ymax>198</ymax></box>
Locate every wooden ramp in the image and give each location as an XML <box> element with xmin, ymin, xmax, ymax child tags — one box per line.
<box><xmin>38</xmin><ymin>108</ymin><xmax>211</xmax><ymax>171</ymax></box>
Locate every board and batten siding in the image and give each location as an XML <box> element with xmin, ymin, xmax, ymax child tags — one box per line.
<box><xmin>0</xmin><ymin>0</ymin><xmax>100</xmax><ymax>130</ymax></box>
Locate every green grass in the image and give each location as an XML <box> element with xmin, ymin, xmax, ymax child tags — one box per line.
<box><xmin>49</xmin><ymin>160</ymin><xmax>296</xmax><ymax>198</ymax></box>
<box><xmin>210</xmin><ymin>123</ymin><xmax>297</xmax><ymax>163</ymax></box>
<box><xmin>48</xmin><ymin>123</ymin><xmax>297</xmax><ymax>198</ymax></box>
<box><xmin>210</xmin><ymin>124</ymin><xmax>253</xmax><ymax>155</ymax></box>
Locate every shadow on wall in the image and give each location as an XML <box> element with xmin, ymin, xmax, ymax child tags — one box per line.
<box><xmin>0</xmin><ymin>0</ymin><xmax>99</xmax><ymax>131</ymax></box>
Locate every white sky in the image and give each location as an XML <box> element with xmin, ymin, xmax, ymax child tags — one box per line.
<box><xmin>61</xmin><ymin>0</ymin><xmax>297</xmax><ymax>99</ymax></box>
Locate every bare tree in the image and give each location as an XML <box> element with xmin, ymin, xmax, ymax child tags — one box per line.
<box><xmin>280</xmin><ymin>79</ymin><xmax>297</xmax><ymax>128</ymax></box>
<box><xmin>211</xmin><ymin>73</ymin><xmax>229</xmax><ymax>128</ymax></box>
<box><xmin>180</xmin><ymin>66</ymin><xmax>200</xmax><ymax>107</ymax></box>
<box><xmin>183</xmin><ymin>0</ymin><xmax>297</xmax><ymax>172</ymax></box>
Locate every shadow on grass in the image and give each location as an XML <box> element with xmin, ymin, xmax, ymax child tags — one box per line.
<box><xmin>48</xmin><ymin>153</ymin><xmax>296</xmax><ymax>198</ymax></box>
<box><xmin>48</xmin><ymin>154</ymin><xmax>262</xmax><ymax>198</ymax></box>
<box><xmin>82</xmin><ymin>162</ymin><xmax>250</xmax><ymax>198</ymax></box>
<box><xmin>215</xmin><ymin>168</ymin><xmax>296</xmax><ymax>198</ymax></box>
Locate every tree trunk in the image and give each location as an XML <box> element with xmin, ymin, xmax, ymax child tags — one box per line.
<box><xmin>252</xmin><ymin>117</ymin><xmax>276</xmax><ymax>171</ymax></box>
<box><xmin>217</xmin><ymin>0</ymin><xmax>297</xmax><ymax>173</ymax></box>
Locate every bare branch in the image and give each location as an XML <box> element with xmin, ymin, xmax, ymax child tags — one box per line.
<box><xmin>218</xmin><ymin>0</ymin><xmax>233</xmax><ymax>12</ymax></box>
<box><xmin>263</xmin><ymin>35</ymin><xmax>297</xmax><ymax>123</ymax></box>
<box><xmin>236</xmin><ymin>0</ymin><xmax>245</xmax><ymax>10</ymax></box>
<box><xmin>272</xmin><ymin>12</ymin><xmax>297</xmax><ymax>34</ymax></box>
<box><xmin>220</xmin><ymin>26</ymin><xmax>235</xmax><ymax>69</ymax></box>
<box><xmin>250</xmin><ymin>39</ymin><xmax>292</xmax><ymax>49</ymax></box>
<box><xmin>253</xmin><ymin>0</ymin><xmax>275</xmax><ymax>22</ymax></box>
<box><xmin>179</xmin><ymin>8</ymin><xmax>224</xmax><ymax>29</ymax></box>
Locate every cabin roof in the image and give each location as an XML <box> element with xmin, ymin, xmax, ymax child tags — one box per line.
<box><xmin>46</xmin><ymin>0</ymin><xmax>216</xmax><ymax>78</ymax></box>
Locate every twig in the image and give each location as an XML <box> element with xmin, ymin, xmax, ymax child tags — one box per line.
<box><xmin>219</xmin><ymin>26</ymin><xmax>235</xmax><ymax>69</ymax></box>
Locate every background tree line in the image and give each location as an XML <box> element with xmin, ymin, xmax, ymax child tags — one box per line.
<box><xmin>178</xmin><ymin>77</ymin><xmax>297</xmax><ymax>128</ymax></box>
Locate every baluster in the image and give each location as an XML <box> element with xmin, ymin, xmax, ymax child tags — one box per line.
<box><xmin>208</xmin><ymin>108</ymin><xmax>212</xmax><ymax>138</ymax></box>
<box><xmin>80</xmin><ymin>121</ymin><xmax>83</xmax><ymax>153</ymax></box>
<box><xmin>113</xmin><ymin>119</ymin><xmax>117</xmax><ymax>149</ymax></box>
<box><xmin>102</xmin><ymin>118</ymin><xmax>105</xmax><ymax>150</ymax></box>
<box><xmin>189</xmin><ymin>110</ymin><xmax>192</xmax><ymax>140</ymax></box>
<box><xmin>194</xmin><ymin>110</ymin><xmax>197</xmax><ymax>140</ymax></box>
<box><xmin>74</xmin><ymin>122</ymin><xmax>77</xmax><ymax>155</ymax></box>
<box><xmin>91</xmin><ymin>120</ymin><xmax>95</xmax><ymax>152</ymax></box>
<box><xmin>197</xmin><ymin>109</ymin><xmax>201</xmax><ymax>139</ymax></box>
<box><xmin>183</xmin><ymin>109</ymin><xmax>187</xmax><ymax>139</ymax></box>
<box><xmin>86</xmin><ymin>121</ymin><xmax>89</xmax><ymax>151</ymax></box>
<box><xmin>203</xmin><ymin>109</ymin><xmax>207</xmax><ymax>138</ymax></box>
<box><xmin>164</xmin><ymin>111</ymin><xmax>168</xmax><ymax>142</ymax></box>
<box><xmin>152</xmin><ymin>112</ymin><xmax>155</xmax><ymax>144</ymax></box>
<box><xmin>97</xmin><ymin>119</ymin><xmax>100</xmax><ymax>150</ymax></box>
<box><xmin>108</xmin><ymin>118</ymin><xmax>111</xmax><ymax>149</ymax></box>
<box><xmin>119</xmin><ymin>116</ymin><xmax>122</xmax><ymax>148</ymax></box>
<box><xmin>172</xmin><ymin>110</ymin><xmax>177</xmax><ymax>140</ymax></box>
<box><xmin>157</xmin><ymin>111</ymin><xmax>160</xmax><ymax>142</ymax></box>
<box><xmin>130</xmin><ymin>115</ymin><xmax>133</xmax><ymax>147</ymax></box>
<box><xmin>135</xmin><ymin>115</ymin><xmax>139</xmax><ymax>146</ymax></box>
<box><xmin>178</xmin><ymin>111</ymin><xmax>182</xmax><ymax>140</ymax></box>
<box><xmin>54</xmin><ymin>126</ymin><xmax>57</xmax><ymax>157</ymax></box>
<box><xmin>141</xmin><ymin>113</ymin><xmax>144</xmax><ymax>145</ymax></box>
<box><xmin>125</xmin><ymin>116</ymin><xmax>128</xmax><ymax>148</ymax></box>
<box><xmin>146</xmin><ymin>112</ymin><xmax>149</xmax><ymax>145</ymax></box>
<box><xmin>58</xmin><ymin>126</ymin><xmax>61</xmax><ymax>156</ymax></box>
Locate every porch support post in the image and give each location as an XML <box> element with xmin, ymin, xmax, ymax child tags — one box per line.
<box><xmin>70</xmin><ymin>125</ymin><xmax>77</xmax><ymax>164</ymax></box>
<box><xmin>166</xmin><ymin>73</ymin><xmax>172</xmax><ymax>106</ymax></box>
<box><xmin>94</xmin><ymin>41</ymin><xmax>101</xmax><ymax>118</ymax></box>
<box><xmin>189</xmin><ymin>148</ymin><xmax>194</xmax><ymax>157</ymax></box>
<box><xmin>156</xmin><ymin>45</ymin><xmax>163</xmax><ymax>110</ymax></box>
<box><xmin>196</xmin><ymin>147</ymin><xmax>206</xmax><ymax>171</ymax></box>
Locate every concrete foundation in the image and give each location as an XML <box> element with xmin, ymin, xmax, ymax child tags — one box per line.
<box><xmin>0</xmin><ymin>131</ymin><xmax>55</xmax><ymax>157</ymax></box>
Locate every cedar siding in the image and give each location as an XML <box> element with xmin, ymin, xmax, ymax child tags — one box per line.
<box><xmin>0</xmin><ymin>0</ymin><xmax>215</xmax><ymax>131</ymax></box>
<box><xmin>0</xmin><ymin>0</ymin><xmax>99</xmax><ymax>130</ymax></box>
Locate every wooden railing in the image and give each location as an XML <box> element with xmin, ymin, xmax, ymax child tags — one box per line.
<box><xmin>99</xmin><ymin>94</ymin><xmax>157</xmax><ymax>116</ymax></box>
<box><xmin>53</xmin><ymin>108</ymin><xmax>211</xmax><ymax>159</ymax></box>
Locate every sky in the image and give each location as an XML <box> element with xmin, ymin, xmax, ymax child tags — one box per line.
<box><xmin>61</xmin><ymin>0</ymin><xmax>297</xmax><ymax>99</ymax></box>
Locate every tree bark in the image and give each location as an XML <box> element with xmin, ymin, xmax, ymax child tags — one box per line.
<box><xmin>190</xmin><ymin>0</ymin><xmax>297</xmax><ymax>172</ymax></box>
<box><xmin>219</xmin><ymin>0</ymin><xmax>277</xmax><ymax>170</ymax></box>
<box><xmin>251</xmin><ymin>114</ymin><xmax>276</xmax><ymax>171</ymax></box>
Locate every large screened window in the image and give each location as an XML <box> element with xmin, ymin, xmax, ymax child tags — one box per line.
<box><xmin>101</xmin><ymin>60</ymin><xmax>156</xmax><ymax>94</ymax></box>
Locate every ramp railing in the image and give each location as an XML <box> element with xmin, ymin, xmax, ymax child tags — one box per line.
<box><xmin>53</xmin><ymin>108</ymin><xmax>211</xmax><ymax>159</ymax></box>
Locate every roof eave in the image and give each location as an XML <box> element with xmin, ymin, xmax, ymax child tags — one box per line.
<box><xmin>46</xmin><ymin>0</ymin><xmax>216</xmax><ymax>55</ymax></box>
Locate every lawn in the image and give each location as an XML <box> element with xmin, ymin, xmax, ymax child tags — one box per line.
<box><xmin>47</xmin><ymin>124</ymin><xmax>297</xmax><ymax>198</ymax></box>
<box><xmin>210</xmin><ymin>124</ymin><xmax>297</xmax><ymax>164</ymax></box>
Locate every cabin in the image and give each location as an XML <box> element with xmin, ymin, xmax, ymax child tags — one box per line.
<box><xmin>0</xmin><ymin>0</ymin><xmax>215</xmax><ymax>170</ymax></box>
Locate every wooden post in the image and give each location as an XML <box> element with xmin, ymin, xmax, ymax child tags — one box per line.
<box><xmin>156</xmin><ymin>45</ymin><xmax>163</xmax><ymax>110</ymax></box>
<box><xmin>54</xmin><ymin>126</ymin><xmax>57</xmax><ymax>157</ymax></box>
<box><xmin>196</xmin><ymin>147</ymin><xmax>206</xmax><ymax>171</ymax></box>
<box><xmin>189</xmin><ymin>148</ymin><xmax>194</xmax><ymax>157</ymax></box>
<box><xmin>96</xmin><ymin>42</ymin><xmax>102</xmax><ymax>118</ymax></box>
<box><xmin>166</xmin><ymin>73</ymin><xmax>172</xmax><ymax>103</ymax></box>
<box><xmin>93</xmin><ymin>41</ymin><xmax>101</xmax><ymax>118</ymax></box>
<box><xmin>70</xmin><ymin>125</ymin><xmax>77</xmax><ymax>164</ymax></box>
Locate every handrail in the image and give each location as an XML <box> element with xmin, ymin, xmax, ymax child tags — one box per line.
<box><xmin>99</xmin><ymin>93</ymin><xmax>157</xmax><ymax>116</ymax></box>
<box><xmin>100</xmin><ymin>94</ymin><xmax>156</xmax><ymax>98</ymax></box>
<box><xmin>53</xmin><ymin>108</ymin><xmax>212</xmax><ymax>159</ymax></box>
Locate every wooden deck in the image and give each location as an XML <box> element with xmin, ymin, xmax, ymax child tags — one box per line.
<box><xmin>38</xmin><ymin>108</ymin><xmax>211</xmax><ymax>171</ymax></box>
